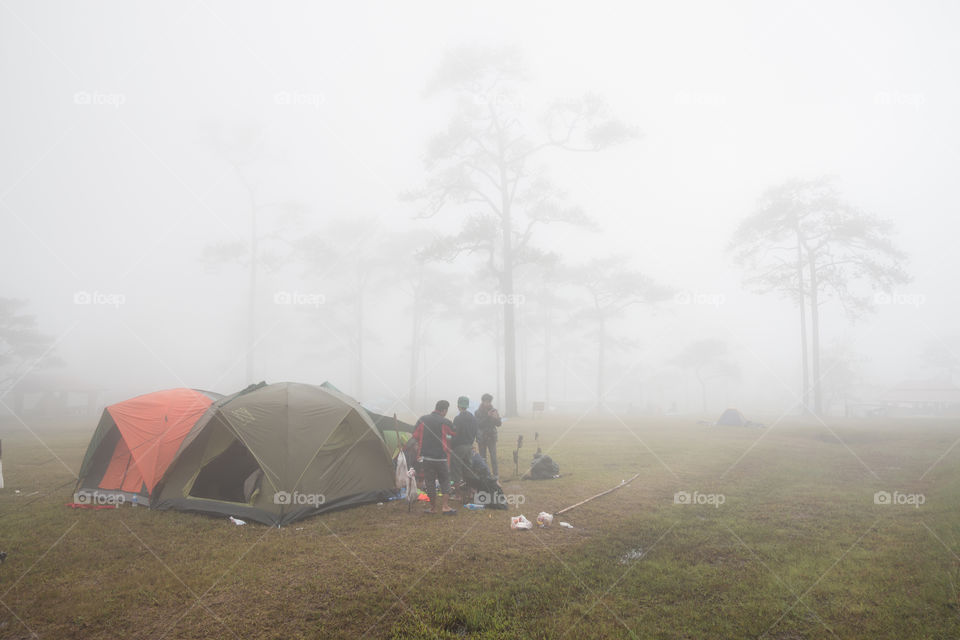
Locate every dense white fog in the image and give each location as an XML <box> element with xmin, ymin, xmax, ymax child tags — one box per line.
<box><xmin>2</xmin><ymin>1</ymin><xmax>957</xmax><ymax>419</ymax></box>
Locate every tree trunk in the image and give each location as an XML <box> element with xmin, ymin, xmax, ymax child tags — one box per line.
<box><xmin>807</xmin><ymin>252</ymin><xmax>823</xmax><ymax>416</ymax></box>
<box><xmin>494</xmin><ymin>307</ymin><xmax>502</xmax><ymax>404</ymax></box>
<box><xmin>503</xmin><ymin>302</ymin><xmax>517</xmax><ymax>415</ymax></box>
<box><xmin>543</xmin><ymin>312</ymin><xmax>551</xmax><ymax>407</ymax></box>
<box><xmin>246</xmin><ymin>201</ymin><xmax>257</xmax><ymax>384</ymax></box>
<box><xmin>408</xmin><ymin>301</ymin><xmax>420</xmax><ymax>410</ymax></box>
<box><xmin>562</xmin><ymin>350</ymin><xmax>568</xmax><ymax>401</ymax></box>
<box><xmin>354</xmin><ymin>279</ymin><xmax>364</xmax><ymax>400</ymax></box>
<box><xmin>519</xmin><ymin>324</ymin><xmax>527</xmax><ymax>412</ymax></box>
<box><xmin>501</xmin><ymin>256</ymin><xmax>518</xmax><ymax>416</ymax></box>
<box><xmin>795</xmin><ymin>224</ymin><xmax>810</xmax><ymax>414</ymax></box>
<box><xmin>696</xmin><ymin>366</ymin><xmax>707</xmax><ymax>414</ymax></box>
<box><xmin>498</xmin><ymin>143</ymin><xmax>519</xmax><ymax>416</ymax></box>
<box><xmin>597</xmin><ymin>315</ymin><xmax>606</xmax><ymax>410</ymax></box>
<box><xmin>422</xmin><ymin>346</ymin><xmax>428</xmax><ymax>403</ymax></box>
<box><xmin>798</xmin><ymin>286</ymin><xmax>810</xmax><ymax>413</ymax></box>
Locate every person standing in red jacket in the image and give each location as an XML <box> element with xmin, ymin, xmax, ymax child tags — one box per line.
<box><xmin>411</xmin><ymin>400</ymin><xmax>457</xmax><ymax>515</ymax></box>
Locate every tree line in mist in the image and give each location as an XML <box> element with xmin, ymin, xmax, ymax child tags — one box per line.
<box><xmin>1</xmin><ymin>46</ymin><xmax>923</xmax><ymax>418</ymax></box>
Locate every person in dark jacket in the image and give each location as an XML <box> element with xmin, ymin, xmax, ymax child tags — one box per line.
<box><xmin>411</xmin><ymin>400</ymin><xmax>456</xmax><ymax>514</ymax></box>
<box><xmin>450</xmin><ymin>396</ymin><xmax>477</xmax><ymax>501</ymax></box>
<box><xmin>475</xmin><ymin>393</ymin><xmax>502</xmax><ymax>478</ymax></box>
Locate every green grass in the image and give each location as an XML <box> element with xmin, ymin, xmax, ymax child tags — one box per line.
<box><xmin>1</xmin><ymin>415</ymin><xmax>960</xmax><ymax>638</ymax></box>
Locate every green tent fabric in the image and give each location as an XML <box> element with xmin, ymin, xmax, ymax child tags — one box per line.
<box><xmin>151</xmin><ymin>382</ymin><xmax>396</xmax><ymax>526</ymax></box>
<box><xmin>319</xmin><ymin>381</ymin><xmax>415</xmax><ymax>434</ymax></box>
<box><xmin>381</xmin><ymin>430</ymin><xmax>410</xmax><ymax>458</ymax></box>
<box><xmin>365</xmin><ymin>410</ymin><xmax>414</xmax><ymax>434</ymax></box>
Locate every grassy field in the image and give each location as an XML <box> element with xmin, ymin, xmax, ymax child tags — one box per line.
<box><xmin>1</xmin><ymin>413</ymin><xmax>960</xmax><ymax>639</ymax></box>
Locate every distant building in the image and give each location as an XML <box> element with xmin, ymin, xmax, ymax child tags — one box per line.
<box><xmin>881</xmin><ymin>379</ymin><xmax>960</xmax><ymax>416</ymax></box>
<box><xmin>6</xmin><ymin>373</ymin><xmax>103</xmax><ymax>418</ymax></box>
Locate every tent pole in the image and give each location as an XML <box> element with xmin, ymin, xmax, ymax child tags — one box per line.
<box><xmin>555</xmin><ymin>473</ymin><xmax>640</xmax><ymax>516</ymax></box>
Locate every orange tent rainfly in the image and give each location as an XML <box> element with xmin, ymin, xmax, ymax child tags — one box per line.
<box><xmin>75</xmin><ymin>388</ymin><xmax>221</xmax><ymax>504</ymax></box>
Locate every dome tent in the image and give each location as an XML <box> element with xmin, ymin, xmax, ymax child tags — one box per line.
<box><xmin>151</xmin><ymin>382</ymin><xmax>396</xmax><ymax>526</ymax></box>
<box><xmin>75</xmin><ymin>388</ymin><xmax>222</xmax><ymax>504</ymax></box>
<box><xmin>714</xmin><ymin>408</ymin><xmax>758</xmax><ymax>427</ymax></box>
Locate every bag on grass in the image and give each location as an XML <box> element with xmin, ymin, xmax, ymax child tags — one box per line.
<box><xmin>529</xmin><ymin>453</ymin><xmax>559</xmax><ymax>479</ymax></box>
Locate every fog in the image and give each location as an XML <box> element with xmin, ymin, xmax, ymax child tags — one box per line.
<box><xmin>2</xmin><ymin>1</ymin><xmax>958</xmax><ymax>420</ymax></box>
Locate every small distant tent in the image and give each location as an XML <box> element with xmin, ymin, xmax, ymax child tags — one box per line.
<box><xmin>151</xmin><ymin>382</ymin><xmax>396</xmax><ymax>526</ymax></box>
<box><xmin>715</xmin><ymin>408</ymin><xmax>748</xmax><ymax>427</ymax></box>
<box><xmin>76</xmin><ymin>388</ymin><xmax>222</xmax><ymax>503</ymax></box>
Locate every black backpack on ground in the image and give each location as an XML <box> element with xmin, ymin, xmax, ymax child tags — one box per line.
<box><xmin>529</xmin><ymin>453</ymin><xmax>559</xmax><ymax>479</ymax></box>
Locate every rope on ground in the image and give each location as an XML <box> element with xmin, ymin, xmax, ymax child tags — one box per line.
<box><xmin>555</xmin><ymin>473</ymin><xmax>641</xmax><ymax>516</ymax></box>
<box><xmin>0</xmin><ymin>477</ymin><xmax>77</xmax><ymax>520</ymax></box>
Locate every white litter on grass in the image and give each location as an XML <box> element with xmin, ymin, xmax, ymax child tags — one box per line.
<box><xmin>619</xmin><ymin>548</ymin><xmax>645</xmax><ymax>564</ymax></box>
<box><xmin>559</xmin><ymin>522</ymin><xmax>573</xmax><ymax>529</ymax></box>
<box><xmin>229</xmin><ymin>516</ymin><xmax>246</xmax><ymax>526</ymax></box>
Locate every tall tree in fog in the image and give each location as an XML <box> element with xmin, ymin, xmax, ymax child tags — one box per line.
<box><xmin>523</xmin><ymin>258</ymin><xmax>569</xmax><ymax>408</ymax></box>
<box><xmin>298</xmin><ymin>218</ymin><xmax>391</xmax><ymax>401</ymax></box>
<box><xmin>536</xmin><ymin>289</ymin><xmax>567</xmax><ymax>408</ymax></box>
<box><xmin>731</xmin><ymin>178</ymin><xmax>909</xmax><ymax>415</ymax></box>
<box><xmin>569</xmin><ymin>257</ymin><xmax>669</xmax><ymax>407</ymax></box>
<box><xmin>408</xmin><ymin>46</ymin><xmax>637</xmax><ymax>416</ymax></box>
<box><xmin>820</xmin><ymin>342</ymin><xmax>863</xmax><ymax>416</ymax></box>
<box><xmin>672</xmin><ymin>339</ymin><xmax>739</xmax><ymax>414</ymax></box>
<box><xmin>399</xmin><ymin>260</ymin><xmax>460</xmax><ymax>410</ymax></box>
<box><xmin>0</xmin><ymin>299</ymin><xmax>61</xmax><ymax>395</ymax></box>
<box><xmin>440</xmin><ymin>264</ymin><xmax>506</xmax><ymax>402</ymax></box>
<box><xmin>202</xmin><ymin>124</ymin><xmax>305</xmax><ymax>384</ymax></box>
<box><xmin>920</xmin><ymin>338</ymin><xmax>960</xmax><ymax>381</ymax></box>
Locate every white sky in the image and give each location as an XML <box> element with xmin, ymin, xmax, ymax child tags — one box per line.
<box><xmin>1</xmin><ymin>1</ymin><xmax>957</xmax><ymax>413</ymax></box>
